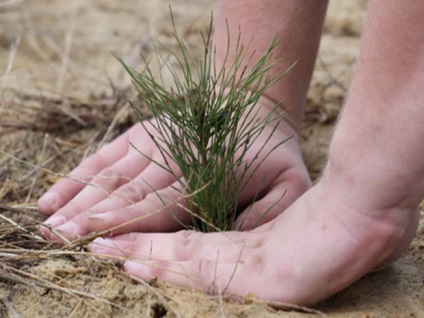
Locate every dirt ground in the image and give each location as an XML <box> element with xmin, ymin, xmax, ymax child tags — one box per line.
<box><xmin>0</xmin><ymin>0</ymin><xmax>423</xmax><ymax>317</ymax></box>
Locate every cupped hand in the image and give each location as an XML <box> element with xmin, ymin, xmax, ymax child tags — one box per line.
<box><xmin>39</xmin><ymin>102</ymin><xmax>311</xmax><ymax>240</ymax></box>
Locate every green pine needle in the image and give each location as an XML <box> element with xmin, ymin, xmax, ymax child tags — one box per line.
<box><xmin>115</xmin><ymin>8</ymin><xmax>293</xmax><ymax>232</ymax></box>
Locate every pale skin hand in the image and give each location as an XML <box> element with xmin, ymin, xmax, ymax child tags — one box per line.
<box><xmin>40</xmin><ymin>0</ymin><xmax>424</xmax><ymax>306</ymax></box>
<box><xmin>38</xmin><ymin>107</ymin><xmax>310</xmax><ymax>239</ymax></box>
<box><xmin>89</xmin><ymin>180</ymin><xmax>419</xmax><ymax>305</ymax></box>
<box><xmin>39</xmin><ymin>0</ymin><xmax>324</xmax><ymax>238</ymax></box>
<box><xmin>91</xmin><ymin>0</ymin><xmax>424</xmax><ymax>305</ymax></box>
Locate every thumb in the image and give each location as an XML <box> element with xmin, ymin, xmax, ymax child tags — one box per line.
<box><xmin>234</xmin><ymin>175</ymin><xmax>310</xmax><ymax>231</ymax></box>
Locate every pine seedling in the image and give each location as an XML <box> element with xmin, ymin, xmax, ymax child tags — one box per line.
<box><xmin>115</xmin><ymin>10</ymin><xmax>293</xmax><ymax>232</ymax></box>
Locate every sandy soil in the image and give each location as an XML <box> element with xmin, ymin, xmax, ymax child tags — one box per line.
<box><xmin>0</xmin><ymin>0</ymin><xmax>423</xmax><ymax>317</ymax></box>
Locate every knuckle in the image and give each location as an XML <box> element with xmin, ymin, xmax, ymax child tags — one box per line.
<box><xmin>114</xmin><ymin>180</ymin><xmax>148</xmax><ymax>203</ymax></box>
<box><xmin>246</xmin><ymin>235</ymin><xmax>264</xmax><ymax>249</ymax></box>
<box><xmin>174</xmin><ymin>230</ymin><xmax>198</xmax><ymax>259</ymax></box>
<box><xmin>149</xmin><ymin>259</ymin><xmax>172</xmax><ymax>278</ymax></box>
<box><xmin>93</xmin><ymin>167</ymin><xmax>128</xmax><ymax>190</ymax></box>
<box><xmin>195</xmin><ymin>258</ymin><xmax>211</xmax><ymax>278</ymax></box>
<box><xmin>144</xmin><ymin>187</ymin><xmax>178</xmax><ymax>206</ymax></box>
<box><xmin>142</xmin><ymin>191</ymin><xmax>161</xmax><ymax>207</ymax></box>
<box><xmin>85</xmin><ymin>152</ymin><xmax>107</xmax><ymax>171</ymax></box>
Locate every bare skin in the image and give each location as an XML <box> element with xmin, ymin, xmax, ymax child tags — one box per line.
<box><xmin>38</xmin><ymin>0</ymin><xmax>323</xmax><ymax>237</ymax></box>
<box><xmin>39</xmin><ymin>0</ymin><xmax>423</xmax><ymax>305</ymax></box>
<box><xmin>39</xmin><ymin>111</ymin><xmax>309</xmax><ymax>237</ymax></box>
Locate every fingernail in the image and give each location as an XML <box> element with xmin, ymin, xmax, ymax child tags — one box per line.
<box><xmin>39</xmin><ymin>193</ymin><xmax>59</xmax><ymax>212</ymax></box>
<box><xmin>44</xmin><ymin>215</ymin><xmax>67</xmax><ymax>228</ymax></box>
<box><xmin>89</xmin><ymin>237</ymin><xmax>109</xmax><ymax>253</ymax></box>
<box><xmin>55</xmin><ymin>222</ymin><xmax>78</xmax><ymax>237</ymax></box>
<box><xmin>124</xmin><ymin>260</ymin><xmax>140</xmax><ymax>274</ymax></box>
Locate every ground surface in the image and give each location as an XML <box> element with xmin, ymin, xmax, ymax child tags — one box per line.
<box><xmin>0</xmin><ymin>0</ymin><xmax>423</xmax><ymax>317</ymax></box>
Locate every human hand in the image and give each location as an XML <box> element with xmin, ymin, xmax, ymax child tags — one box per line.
<box><xmin>88</xmin><ymin>178</ymin><xmax>419</xmax><ymax>305</ymax></box>
<box><xmin>39</xmin><ymin>103</ymin><xmax>310</xmax><ymax>239</ymax></box>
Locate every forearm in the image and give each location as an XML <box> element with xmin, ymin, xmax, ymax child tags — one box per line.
<box><xmin>327</xmin><ymin>0</ymin><xmax>424</xmax><ymax>209</ymax></box>
<box><xmin>214</xmin><ymin>0</ymin><xmax>328</xmax><ymax>133</ymax></box>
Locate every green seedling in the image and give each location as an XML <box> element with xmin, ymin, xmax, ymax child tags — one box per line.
<box><xmin>115</xmin><ymin>9</ymin><xmax>293</xmax><ymax>232</ymax></box>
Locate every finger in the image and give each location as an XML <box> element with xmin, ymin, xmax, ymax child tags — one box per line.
<box><xmin>84</xmin><ymin>181</ymin><xmax>193</xmax><ymax>235</ymax></box>
<box><xmin>71</xmin><ymin>161</ymin><xmax>180</xmax><ymax>217</ymax></box>
<box><xmin>90</xmin><ymin>230</ymin><xmax>255</xmax><ymax>263</ymax></box>
<box><xmin>38</xmin><ymin>129</ymin><xmax>132</xmax><ymax>215</ymax></box>
<box><xmin>42</xmin><ymin>151</ymin><xmax>148</xmax><ymax>224</ymax></box>
<box><xmin>124</xmin><ymin>257</ymin><xmax>251</xmax><ymax>297</ymax></box>
<box><xmin>98</xmin><ymin>231</ymin><xmax>264</xmax><ymax>298</ymax></box>
<box><xmin>41</xmin><ymin>161</ymin><xmax>179</xmax><ymax>239</ymax></box>
<box><xmin>235</xmin><ymin>170</ymin><xmax>310</xmax><ymax>230</ymax></box>
<box><xmin>49</xmin><ymin>180</ymin><xmax>191</xmax><ymax>239</ymax></box>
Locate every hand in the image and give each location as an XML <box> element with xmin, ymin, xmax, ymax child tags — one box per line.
<box><xmin>39</xmin><ymin>102</ymin><xmax>310</xmax><ymax>239</ymax></box>
<box><xmin>89</xmin><ymin>179</ymin><xmax>419</xmax><ymax>305</ymax></box>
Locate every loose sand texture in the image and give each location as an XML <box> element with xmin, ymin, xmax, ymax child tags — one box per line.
<box><xmin>0</xmin><ymin>0</ymin><xmax>423</xmax><ymax>317</ymax></box>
